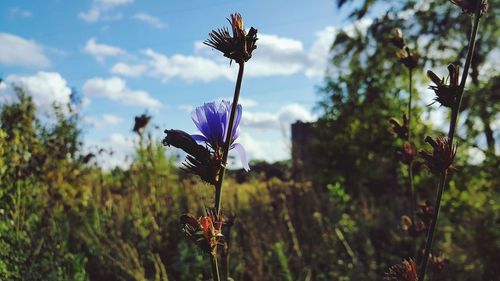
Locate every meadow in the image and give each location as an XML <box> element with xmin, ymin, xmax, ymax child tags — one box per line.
<box><xmin>0</xmin><ymin>0</ymin><xmax>499</xmax><ymax>280</ymax></box>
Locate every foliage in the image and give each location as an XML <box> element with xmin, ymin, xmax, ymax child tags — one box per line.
<box><xmin>0</xmin><ymin>1</ymin><xmax>498</xmax><ymax>280</ymax></box>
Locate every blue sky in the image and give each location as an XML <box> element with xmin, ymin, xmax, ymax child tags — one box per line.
<box><xmin>0</xmin><ymin>0</ymin><xmax>367</xmax><ymax>168</ymax></box>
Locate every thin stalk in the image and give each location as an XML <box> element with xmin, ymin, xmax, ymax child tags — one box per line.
<box><xmin>211</xmin><ymin>62</ymin><xmax>245</xmax><ymax>281</ymax></box>
<box><xmin>214</xmin><ymin>62</ymin><xmax>245</xmax><ymax>218</ymax></box>
<box><xmin>418</xmin><ymin>171</ymin><xmax>447</xmax><ymax>279</ymax></box>
<box><xmin>418</xmin><ymin>2</ymin><xmax>483</xmax><ymax>279</ymax></box>
<box><xmin>448</xmin><ymin>2</ymin><xmax>482</xmax><ymax>143</ymax></box>
<box><xmin>407</xmin><ymin>67</ymin><xmax>416</xmax><ymax>222</ymax></box>
<box><xmin>210</xmin><ymin>254</ymin><xmax>221</xmax><ymax>281</ymax></box>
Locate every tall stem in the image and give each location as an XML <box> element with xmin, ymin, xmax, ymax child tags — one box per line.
<box><xmin>448</xmin><ymin>3</ymin><xmax>482</xmax><ymax>144</ymax></box>
<box><xmin>211</xmin><ymin>62</ymin><xmax>245</xmax><ymax>281</ymax></box>
<box><xmin>210</xmin><ymin>254</ymin><xmax>221</xmax><ymax>281</ymax></box>
<box><xmin>418</xmin><ymin>2</ymin><xmax>482</xmax><ymax>279</ymax></box>
<box><xmin>214</xmin><ymin>62</ymin><xmax>245</xmax><ymax>218</ymax></box>
<box><xmin>407</xmin><ymin>67</ymin><xmax>416</xmax><ymax>223</ymax></box>
<box><xmin>418</xmin><ymin>171</ymin><xmax>447</xmax><ymax>279</ymax></box>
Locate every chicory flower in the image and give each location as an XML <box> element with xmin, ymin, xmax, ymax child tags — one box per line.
<box><xmin>191</xmin><ymin>101</ymin><xmax>249</xmax><ymax>171</ymax></box>
<box><xmin>163</xmin><ymin>101</ymin><xmax>249</xmax><ymax>185</ymax></box>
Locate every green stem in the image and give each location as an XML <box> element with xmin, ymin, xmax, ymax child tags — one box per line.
<box><xmin>210</xmin><ymin>254</ymin><xmax>221</xmax><ymax>281</ymax></box>
<box><xmin>418</xmin><ymin>2</ymin><xmax>483</xmax><ymax>279</ymax></box>
<box><xmin>214</xmin><ymin>62</ymin><xmax>245</xmax><ymax>218</ymax></box>
<box><xmin>418</xmin><ymin>171</ymin><xmax>446</xmax><ymax>279</ymax></box>
<box><xmin>407</xmin><ymin>67</ymin><xmax>416</xmax><ymax>223</ymax></box>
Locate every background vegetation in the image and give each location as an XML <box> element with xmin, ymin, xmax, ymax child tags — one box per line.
<box><xmin>0</xmin><ymin>0</ymin><xmax>498</xmax><ymax>280</ymax></box>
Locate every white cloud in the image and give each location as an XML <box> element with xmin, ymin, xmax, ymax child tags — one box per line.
<box><xmin>307</xmin><ymin>26</ymin><xmax>337</xmax><ymax>77</ymax></box>
<box><xmin>142</xmin><ymin>49</ymin><xmax>234</xmax><ymax>82</ymax></box>
<box><xmin>82</xmin><ymin>77</ymin><xmax>161</xmax><ymax>110</ymax></box>
<box><xmin>0</xmin><ymin>33</ymin><xmax>50</xmax><ymax>68</ymax></box>
<box><xmin>9</xmin><ymin>7</ymin><xmax>32</xmax><ymax>18</ymax></box>
<box><xmin>215</xmin><ymin>97</ymin><xmax>258</xmax><ymax>107</ymax></box>
<box><xmin>242</xmin><ymin>103</ymin><xmax>315</xmax><ymax>131</ymax></box>
<box><xmin>234</xmin><ymin>132</ymin><xmax>288</xmax><ymax>165</ymax></box>
<box><xmin>109</xmin><ymin>24</ymin><xmax>355</xmax><ymax>82</ymax></box>
<box><xmin>0</xmin><ymin>72</ymin><xmax>71</xmax><ymax>112</ymax></box>
<box><xmin>246</xmin><ymin>34</ymin><xmax>308</xmax><ymax>77</ymax></box>
<box><xmin>86</xmin><ymin>132</ymin><xmax>136</xmax><ymax>169</ymax></box>
<box><xmin>111</xmin><ymin>62</ymin><xmax>147</xmax><ymax>77</ymax></box>
<box><xmin>237</xmin><ymin>97</ymin><xmax>258</xmax><ymax>107</ymax></box>
<box><xmin>83</xmin><ymin>37</ymin><xmax>126</xmax><ymax>62</ymax></box>
<box><xmin>79</xmin><ymin>0</ymin><xmax>134</xmax><ymax>22</ymax></box>
<box><xmin>85</xmin><ymin>114</ymin><xmax>123</xmax><ymax>128</ymax></box>
<box><xmin>132</xmin><ymin>13</ymin><xmax>167</xmax><ymax>29</ymax></box>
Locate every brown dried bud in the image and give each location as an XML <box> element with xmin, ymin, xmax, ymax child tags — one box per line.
<box><xmin>205</xmin><ymin>13</ymin><xmax>258</xmax><ymax>63</ymax></box>
<box><xmin>419</xmin><ymin>136</ymin><xmax>457</xmax><ymax>175</ymax></box>
<box><xmin>396</xmin><ymin>142</ymin><xmax>416</xmax><ymax>165</ymax></box>
<box><xmin>429</xmin><ymin>254</ymin><xmax>446</xmax><ymax>273</ymax></box>
<box><xmin>133</xmin><ymin>113</ymin><xmax>151</xmax><ymax>135</ymax></box>
<box><xmin>180</xmin><ymin>213</ymin><xmax>224</xmax><ymax>255</ymax></box>
<box><xmin>389</xmin><ymin>115</ymin><xmax>409</xmax><ymax>140</ymax></box>
<box><xmin>450</xmin><ymin>0</ymin><xmax>488</xmax><ymax>16</ymax></box>
<box><xmin>400</xmin><ymin>215</ymin><xmax>426</xmax><ymax>237</ymax></box>
<box><xmin>390</xmin><ymin>28</ymin><xmax>406</xmax><ymax>49</ymax></box>
<box><xmin>427</xmin><ymin>64</ymin><xmax>460</xmax><ymax>108</ymax></box>
<box><xmin>384</xmin><ymin>259</ymin><xmax>418</xmax><ymax>281</ymax></box>
<box><xmin>417</xmin><ymin>201</ymin><xmax>434</xmax><ymax>226</ymax></box>
<box><xmin>163</xmin><ymin>129</ymin><xmax>221</xmax><ymax>185</ymax></box>
<box><xmin>400</xmin><ymin>215</ymin><xmax>412</xmax><ymax>232</ymax></box>
<box><xmin>396</xmin><ymin>47</ymin><xmax>419</xmax><ymax>69</ymax></box>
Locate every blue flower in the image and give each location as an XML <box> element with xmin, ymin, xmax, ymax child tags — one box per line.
<box><xmin>191</xmin><ymin>101</ymin><xmax>249</xmax><ymax>171</ymax></box>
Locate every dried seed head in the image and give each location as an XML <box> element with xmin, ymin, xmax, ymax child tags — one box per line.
<box><xmin>396</xmin><ymin>47</ymin><xmax>419</xmax><ymax>69</ymax></box>
<box><xmin>400</xmin><ymin>215</ymin><xmax>426</xmax><ymax>237</ymax></box>
<box><xmin>180</xmin><ymin>213</ymin><xmax>224</xmax><ymax>255</ymax></box>
<box><xmin>396</xmin><ymin>142</ymin><xmax>416</xmax><ymax>165</ymax></box>
<box><xmin>133</xmin><ymin>113</ymin><xmax>151</xmax><ymax>135</ymax></box>
<box><xmin>450</xmin><ymin>0</ymin><xmax>488</xmax><ymax>16</ymax></box>
<box><xmin>400</xmin><ymin>215</ymin><xmax>412</xmax><ymax>232</ymax></box>
<box><xmin>427</xmin><ymin>64</ymin><xmax>461</xmax><ymax>108</ymax></box>
<box><xmin>390</xmin><ymin>28</ymin><xmax>406</xmax><ymax>49</ymax></box>
<box><xmin>417</xmin><ymin>201</ymin><xmax>434</xmax><ymax>226</ymax></box>
<box><xmin>389</xmin><ymin>115</ymin><xmax>409</xmax><ymax>140</ymax></box>
<box><xmin>163</xmin><ymin>129</ymin><xmax>221</xmax><ymax>185</ymax></box>
<box><xmin>205</xmin><ymin>13</ymin><xmax>258</xmax><ymax>63</ymax></box>
<box><xmin>429</xmin><ymin>254</ymin><xmax>446</xmax><ymax>272</ymax></box>
<box><xmin>384</xmin><ymin>259</ymin><xmax>418</xmax><ymax>281</ymax></box>
<box><xmin>419</xmin><ymin>136</ymin><xmax>457</xmax><ymax>175</ymax></box>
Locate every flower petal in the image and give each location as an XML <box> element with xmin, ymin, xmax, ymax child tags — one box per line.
<box><xmin>192</xmin><ymin>106</ymin><xmax>210</xmax><ymax>138</ymax></box>
<box><xmin>203</xmin><ymin>102</ymin><xmax>222</xmax><ymax>145</ymax></box>
<box><xmin>231</xmin><ymin>143</ymin><xmax>250</xmax><ymax>171</ymax></box>
<box><xmin>231</xmin><ymin>104</ymin><xmax>242</xmax><ymax>142</ymax></box>
<box><xmin>191</xmin><ymin>134</ymin><xmax>209</xmax><ymax>144</ymax></box>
